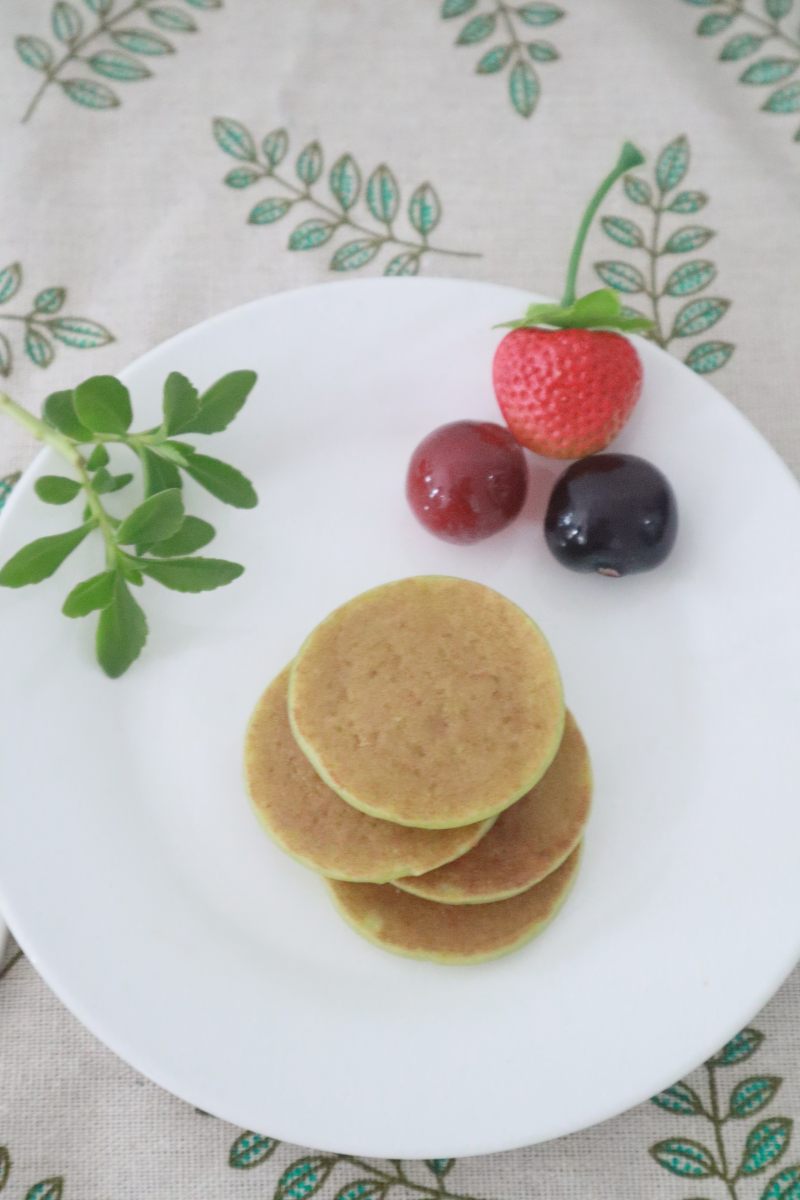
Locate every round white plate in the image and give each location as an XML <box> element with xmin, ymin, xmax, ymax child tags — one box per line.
<box><xmin>0</xmin><ymin>278</ymin><xmax>799</xmax><ymax>1158</ymax></box>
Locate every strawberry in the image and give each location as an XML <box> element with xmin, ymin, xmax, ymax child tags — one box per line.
<box><xmin>493</xmin><ymin>143</ymin><xmax>653</xmax><ymax>460</ymax></box>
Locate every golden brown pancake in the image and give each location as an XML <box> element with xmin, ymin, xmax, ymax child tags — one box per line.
<box><xmin>288</xmin><ymin>576</ymin><xmax>564</xmax><ymax>829</ymax></box>
<box><xmin>328</xmin><ymin>846</ymin><xmax>581</xmax><ymax>964</ymax></box>
<box><xmin>396</xmin><ymin>711</ymin><xmax>591</xmax><ymax>904</ymax></box>
<box><xmin>245</xmin><ymin>667</ymin><xmax>495</xmax><ymax>883</ymax></box>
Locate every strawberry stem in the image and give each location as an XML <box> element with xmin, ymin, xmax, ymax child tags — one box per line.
<box><xmin>561</xmin><ymin>141</ymin><xmax>645</xmax><ymax>308</ymax></box>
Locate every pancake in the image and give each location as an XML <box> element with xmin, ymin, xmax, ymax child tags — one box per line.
<box><xmin>328</xmin><ymin>845</ymin><xmax>581</xmax><ymax>964</ymax></box>
<box><xmin>245</xmin><ymin>667</ymin><xmax>495</xmax><ymax>883</ymax></box>
<box><xmin>396</xmin><ymin>710</ymin><xmax>591</xmax><ymax>904</ymax></box>
<box><xmin>288</xmin><ymin>576</ymin><xmax>564</xmax><ymax>829</ymax></box>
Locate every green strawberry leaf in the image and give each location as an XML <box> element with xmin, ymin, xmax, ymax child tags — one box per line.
<box><xmin>496</xmin><ymin>287</ymin><xmax>654</xmax><ymax>332</ymax></box>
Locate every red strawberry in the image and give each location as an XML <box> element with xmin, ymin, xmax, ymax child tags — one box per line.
<box><xmin>493</xmin><ymin>326</ymin><xmax>642</xmax><ymax>459</ymax></box>
<box><xmin>492</xmin><ymin>142</ymin><xmax>653</xmax><ymax>460</ymax></box>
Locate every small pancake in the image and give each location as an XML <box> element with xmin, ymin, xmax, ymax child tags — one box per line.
<box><xmin>245</xmin><ymin>668</ymin><xmax>494</xmax><ymax>883</ymax></box>
<box><xmin>396</xmin><ymin>711</ymin><xmax>591</xmax><ymax>904</ymax></box>
<box><xmin>288</xmin><ymin>576</ymin><xmax>564</xmax><ymax>829</ymax></box>
<box><xmin>328</xmin><ymin>846</ymin><xmax>581</xmax><ymax>964</ymax></box>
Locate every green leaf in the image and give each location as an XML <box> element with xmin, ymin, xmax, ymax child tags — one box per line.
<box><xmin>288</xmin><ymin>218</ymin><xmax>336</xmax><ymax>250</ymax></box>
<box><xmin>763</xmin><ymin>81</ymin><xmax>800</xmax><ymax>110</ymax></box>
<box><xmin>740</xmin><ymin>58</ymin><xmax>799</xmax><ymax>84</ymax></box>
<box><xmin>24</xmin><ymin>1180</ymin><xmax>63</xmax><ymax>1200</ymax></box>
<box><xmin>527</xmin><ymin>40</ymin><xmax>559</xmax><ymax>60</ymax></box>
<box><xmin>0</xmin><ymin>333</ymin><xmax>11</xmax><ymax>377</ymax></box>
<box><xmin>711</xmin><ymin>1032</ymin><xmax>760</xmax><ymax>1068</ymax></box>
<box><xmin>47</xmin><ymin>317</ymin><xmax>114</xmax><ymax>348</ymax></box>
<box><xmin>329</xmin><ymin>153</ymin><xmax>361</xmax><ymax>211</ymax></box>
<box><xmin>150</xmin><ymin>440</ymin><xmax>195</xmax><ymax>466</ymax></box>
<box><xmin>25</xmin><ymin>327</ymin><xmax>54</xmax><ymax>368</ymax></box>
<box><xmin>656</xmin><ymin>135</ymin><xmax>690</xmax><ymax>192</ymax></box>
<box><xmin>84</xmin><ymin>0</ymin><xmax>113</xmax><ymax>12</ymax></box>
<box><xmin>668</xmin><ymin>189</ymin><xmax>707</xmax><ymax>212</ymax></box>
<box><xmin>697</xmin><ymin>11</ymin><xmax>734</xmax><ymax>33</ymax></box>
<box><xmin>663</xmin><ymin>225</ymin><xmax>715</xmax><ymax>253</ymax></box>
<box><xmin>384</xmin><ymin>251</ymin><xmax>420</xmax><ymax>275</ymax></box>
<box><xmin>112</xmin><ymin>28</ymin><xmax>174</xmax><ymax>54</ymax></box>
<box><xmin>426</xmin><ymin>1160</ymin><xmax>454</xmax><ymax>1178</ymax></box>
<box><xmin>62</xmin><ymin>569</ymin><xmax>116</xmax><ymax>617</ymax></box>
<box><xmin>517</xmin><ymin>2</ymin><xmax>564</xmax><ymax>25</ymax></box>
<box><xmin>141</xmin><ymin>445</ymin><xmax>181</xmax><ymax>496</ymax></box>
<box><xmin>184</xmin><ymin>454</ymin><xmax>258</xmax><ymax>508</ymax></box>
<box><xmin>509</xmin><ymin>58</ymin><xmax>539</xmax><ymax>116</ymax></box>
<box><xmin>178</xmin><ymin>369</ymin><xmax>256</xmax><ymax>434</ymax></box>
<box><xmin>88</xmin><ymin>50</ymin><xmax>151</xmax><ymax>80</ymax></box>
<box><xmin>0</xmin><ymin>263</ymin><xmax>22</xmax><ymax>304</ymax></box>
<box><xmin>43</xmin><ymin>390</ymin><xmax>92</xmax><ymax>440</ymax></box>
<box><xmin>366</xmin><ymin>165</ymin><xmax>400</xmax><ymax>224</ymax></box>
<box><xmin>721</xmin><ymin>33</ymin><xmax>765</xmax><ymax>60</ymax></box>
<box><xmin>476</xmin><ymin>43</ymin><xmax>512</xmax><ymax>71</ymax></box>
<box><xmin>457</xmin><ymin>13</ymin><xmax>496</xmax><ymax>42</ymax></box>
<box><xmin>225</xmin><ymin>166</ymin><xmax>261</xmax><ymax>188</ymax></box>
<box><xmin>729</xmin><ymin>1076</ymin><xmax>782</xmax><ymax>1119</ymax></box>
<box><xmin>87</xmin><ymin>443</ymin><xmax>109</xmax><ymax>469</ymax></box>
<box><xmin>296</xmin><ymin>141</ymin><xmax>323</xmax><ymax>185</ymax></box>
<box><xmin>650</xmin><ymin>1139</ymin><xmax>717</xmax><ymax>1178</ymax></box>
<box><xmin>497</xmin><ymin>288</ymin><xmax>653</xmax><ymax>333</ymax></box>
<box><xmin>73</xmin><ymin>376</ymin><xmax>132</xmax><ymax>434</ymax></box>
<box><xmin>601</xmin><ymin>215</ymin><xmax>644</xmax><ymax>247</ymax></box>
<box><xmin>766</xmin><ymin>0</ymin><xmax>793</xmax><ymax>18</ymax></box>
<box><xmin>262</xmin><ymin>128</ymin><xmax>289</xmax><ymax>166</ymax></box>
<box><xmin>330</xmin><ymin>239</ymin><xmax>381</xmax><ymax>271</ymax></box>
<box><xmin>213</xmin><ymin>117</ymin><xmax>256</xmax><ymax>161</ymax></box>
<box><xmin>162</xmin><ymin>371</ymin><xmax>199</xmax><ymax>434</ymax></box>
<box><xmin>685</xmin><ymin>340</ymin><xmax>735</xmax><ymax>373</ymax></box>
<box><xmin>52</xmin><ymin>2</ymin><xmax>83</xmax><ymax>43</ymax></box>
<box><xmin>116</xmin><ymin>488</ymin><xmax>184</xmax><ymax>545</ymax></box>
<box><xmin>34</xmin><ymin>475</ymin><xmax>82</xmax><ymax>504</ymax></box>
<box><xmin>16</xmin><ymin>36</ymin><xmax>54</xmax><ymax>71</ymax></box>
<box><xmin>441</xmin><ymin>0</ymin><xmax>477</xmax><ymax>14</ymax></box>
<box><xmin>761</xmin><ymin>1165</ymin><xmax>800</xmax><ymax>1200</ymax></box>
<box><xmin>595</xmin><ymin>260</ymin><xmax>646</xmax><ymax>293</ymax></box>
<box><xmin>0</xmin><ymin>523</ymin><xmax>93</xmax><ymax>588</ymax></box>
<box><xmin>34</xmin><ymin>287</ymin><xmax>66</xmax><ymax>314</ymax></box>
<box><xmin>334</xmin><ymin>1182</ymin><xmax>388</xmax><ymax>1200</ymax></box>
<box><xmin>96</xmin><ymin>573</ymin><xmax>147</xmax><ymax>678</ymax></box>
<box><xmin>228</xmin><ymin>1131</ymin><xmax>279</xmax><ymax>1169</ymax></box>
<box><xmin>664</xmin><ymin>259</ymin><xmax>716</xmax><ymax>295</ymax></box>
<box><xmin>652</xmin><ymin>1082</ymin><xmax>704</xmax><ymax>1116</ymax></box>
<box><xmin>0</xmin><ymin>1146</ymin><xmax>9</xmax><ymax>1190</ymax></box>
<box><xmin>739</xmin><ymin>1119</ymin><xmax>793</xmax><ymax>1177</ymax></box>
<box><xmin>275</xmin><ymin>1156</ymin><xmax>336</xmax><ymax>1200</ymax></box>
<box><xmin>409</xmin><ymin>183</ymin><xmax>442</xmax><ymax>235</ymax></box>
<box><xmin>92</xmin><ymin>468</ymin><xmax>133</xmax><ymax>494</ymax></box>
<box><xmin>147</xmin><ymin>7</ymin><xmax>197</xmax><ymax>31</ymax></box>
<box><xmin>60</xmin><ymin>78</ymin><xmax>120</xmax><ymax>109</ymax></box>
<box><xmin>249</xmin><ymin>197</ymin><xmax>292</xmax><ymax>225</ymax></box>
<box><xmin>672</xmin><ymin>296</ymin><xmax>729</xmax><ymax>336</ymax></box>
<box><xmin>144</xmin><ymin>515</ymin><xmax>215</xmax><ymax>557</ymax></box>
<box><xmin>140</xmin><ymin>555</ymin><xmax>244</xmax><ymax>592</ymax></box>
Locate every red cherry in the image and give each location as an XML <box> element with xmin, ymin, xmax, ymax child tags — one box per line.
<box><xmin>406</xmin><ymin>421</ymin><xmax>528</xmax><ymax>544</ymax></box>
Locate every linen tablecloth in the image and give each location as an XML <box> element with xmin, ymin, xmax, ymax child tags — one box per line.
<box><xmin>1</xmin><ymin>1</ymin><xmax>799</xmax><ymax>1195</ymax></box>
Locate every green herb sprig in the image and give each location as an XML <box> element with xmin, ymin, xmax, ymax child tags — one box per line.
<box><xmin>0</xmin><ymin>369</ymin><xmax>258</xmax><ymax>677</ymax></box>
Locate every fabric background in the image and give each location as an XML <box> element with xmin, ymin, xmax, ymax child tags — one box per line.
<box><xmin>1</xmin><ymin>0</ymin><xmax>799</xmax><ymax>1196</ymax></box>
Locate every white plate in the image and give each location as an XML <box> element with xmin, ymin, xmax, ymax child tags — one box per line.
<box><xmin>0</xmin><ymin>278</ymin><xmax>799</xmax><ymax>1158</ymax></box>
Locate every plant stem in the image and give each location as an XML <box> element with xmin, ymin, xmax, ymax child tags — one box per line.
<box><xmin>22</xmin><ymin>0</ymin><xmax>149</xmax><ymax>124</ymax></box>
<box><xmin>561</xmin><ymin>141</ymin><xmax>645</xmax><ymax>307</ymax></box>
<box><xmin>0</xmin><ymin>391</ymin><xmax>118</xmax><ymax>568</ymax></box>
<box><xmin>646</xmin><ymin>201</ymin><xmax>667</xmax><ymax>348</ymax></box>
<box><xmin>251</xmin><ymin>163</ymin><xmax>480</xmax><ymax>262</ymax></box>
<box><xmin>727</xmin><ymin>1</ymin><xmax>800</xmax><ymax>53</ymax></box>
<box><xmin>496</xmin><ymin>1</ymin><xmax>526</xmax><ymax>71</ymax></box>
<box><xmin>706</xmin><ymin>1061</ymin><xmax>738</xmax><ymax>1200</ymax></box>
<box><xmin>0</xmin><ymin>948</ymin><xmax>23</xmax><ymax>981</ymax></box>
<box><xmin>338</xmin><ymin>1157</ymin><xmax>481</xmax><ymax>1200</ymax></box>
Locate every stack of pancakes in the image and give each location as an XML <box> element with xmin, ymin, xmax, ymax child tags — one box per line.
<box><xmin>245</xmin><ymin>576</ymin><xmax>591</xmax><ymax>964</ymax></box>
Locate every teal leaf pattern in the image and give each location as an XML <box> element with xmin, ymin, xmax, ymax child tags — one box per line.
<box><xmin>276</xmin><ymin>1157</ymin><xmax>337</xmax><ymax>1200</ymax></box>
<box><xmin>17</xmin><ymin>0</ymin><xmax>223</xmax><ymax>122</ymax></box>
<box><xmin>0</xmin><ymin>263</ymin><xmax>113</xmax><ymax>376</ymax></box>
<box><xmin>712</xmin><ymin>1028</ymin><xmax>765</xmax><ymax>1066</ymax></box>
<box><xmin>652</xmin><ymin>1082</ymin><xmax>705</xmax><ymax>1116</ymax></box>
<box><xmin>729</xmin><ymin>1077</ymin><xmax>783</xmax><ymax>1119</ymax></box>
<box><xmin>214</xmin><ymin>120</ymin><xmax>479</xmax><ymax>274</ymax></box>
<box><xmin>739</xmin><ymin>1120</ymin><xmax>794</xmax><ymax>1177</ymax></box>
<box><xmin>228</xmin><ymin>1131</ymin><xmax>279</xmax><ymax>1169</ymax></box>
<box><xmin>650</xmin><ymin>1139</ymin><xmax>717</xmax><ymax>1178</ymax></box>
<box><xmin>439</xmin><ymin>0</ymin><xmax>564</xmax><ymax>116</ymax></box>
<box><xmin>25</xmin><ymin>1182</ymin><xmax>63</xmax><ymax>1200</ymax></box>
<box><xmin>762</xmin><ymin>1165</ymin><xmax>800</xmax><ymax>1199</ymax></box>
<box><xmin>595</xmin><ymin>134</ymin><xmax>734</xmax><ymax>375</ymax></box>
<box><xmin>680</xmin><ymin>0</ymin><xmax>800</xmax><ymax>142</ymax></box>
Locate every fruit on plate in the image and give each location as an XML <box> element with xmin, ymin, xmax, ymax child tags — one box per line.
<box><xmin>406</xmin><ymin>420</ymin><xmax>528</xmax><ymax>544</ymax></box>
<box><xmin>544</xmin><ymin>453</ymin><xmax>678</xmax><ymax>577</ymax></box>
<box><xmin>493</xmin><ymin>143</ymin><xmax>653</xmax><ymax>459</ymax></box>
